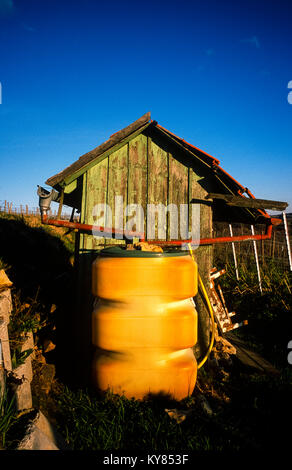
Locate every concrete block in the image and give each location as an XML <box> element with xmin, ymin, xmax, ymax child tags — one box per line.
<box><xmin>0</xmin><ymin>287</ymin><xmax>12</xmax><ymax>373</ymax></box>
<box><xmin>0</xmin><ymin>319</ymin><xmax>12</xmax><ymax>371</ymax></box>
<box><xmin>13</xmin><ymin>332</ymin><xmax>35</xmax><ymax>411</ymax></box>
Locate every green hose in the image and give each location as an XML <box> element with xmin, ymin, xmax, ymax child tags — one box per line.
<box><xmin>188</xmin><ymin>244</ymin><xmax>215</xmax><ymax>369</ymax></box>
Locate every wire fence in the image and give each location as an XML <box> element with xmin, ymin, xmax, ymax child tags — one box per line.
<box><xmin>213</xmin><ymin>216</ymin><xmax>292</xmax><ymax>272</ymax></box>
<box><xmin>0</xmin><ymin>200</ymin><xmax>74</xmax><ymax>219</ymax></box>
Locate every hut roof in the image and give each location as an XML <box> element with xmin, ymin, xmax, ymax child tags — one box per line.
<box><xmin>45</xmin><ymin>112</ymin><xmax>284</xmax><ymax>223</ymax></box>
<box><xmin>46</xmin><ymin>112</ymin><xmax>231</xmax><ymax>188</ymax></box>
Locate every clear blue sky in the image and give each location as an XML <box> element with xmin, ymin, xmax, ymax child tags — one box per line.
<box><xmin>0</xmin><ymin>0</ymin><xmax>292</xmax><ymax>212</ymax></box>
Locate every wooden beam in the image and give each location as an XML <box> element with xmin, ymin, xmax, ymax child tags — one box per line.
<box><xmin>57</xmin><ymin>188</ymin><xmax>64</xmax><ymax>219</ymax></box>
<box><xmin>206</xmin><ymin>193</ymin><xmax>288</xmax><ymax>211</ymax></box>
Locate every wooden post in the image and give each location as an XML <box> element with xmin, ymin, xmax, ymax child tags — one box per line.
<box><xmin>251</xmin><ymin>225</ymin><xmax>262</xmax><ymax>294</ymax></box>
<box><xmin>261</xmin><ymin>228</ymin><xmax>265</xmax><ymax>266</ymax></box>
<box><xmin>229</xmin><ymin>224</ymin><xmax>239</xmax><ymax>280</ymax></box>
<box><xmin>283</xmin><ymin>212</ymin><xmax>292</xmax><ymax>271</ymax></box>
<box><xmin>272</xmin><ymin>229</ymin><xmax>276</xmax><ymax>260</ymax></box>
<box><xmin>57</xmin><ymin>189</ymin><xmax>64</xmax><ymax>219</ymax></box>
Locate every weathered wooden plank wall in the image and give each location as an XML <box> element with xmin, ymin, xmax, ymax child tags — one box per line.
<box><xmin>77</xmin><ymin>130</ymin><xmax>212</xmax><ymax>246</ymax></box>
<box><xmin>128</xmin><ymin>134</ymin><xmax>148</xmax><ymax>236</ymax></box>
<box><xmin>168</xmin><ymin>153</ymin><xmax>189</xmax><ymax>239</ymax></box>
<box><xmin>147</xmin><ymin>137</ymin><xmax>168</xmax><ymax>239</ymax></box>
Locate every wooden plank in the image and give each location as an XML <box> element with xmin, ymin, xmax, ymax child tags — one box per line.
<box><xmin>64</xmin><ymin>180</ymin><xmax>77</xmax><ymax>194</ymax></box>
<box><xmin>106</xmin><ymin>144</ymin><xmax>128</xmax><ymax>244</ymax></box>
<box><xmin>155</xmin><ymin>125</ymin><xmax>212</xmax><ymax>170</ymax></box>
<box><xmin>57</xmin><ymin>188</ymin><xmax>64</xmax><ymax>219</ymax></box>
<box><xmin>168</xmin><ymin>154</ymin><xmax>188</xmax><ymax>240</ymax></box>
<box><xmin>147</xmin><ymin>137</ymin><xmax>168</xmax><ymax>240</ymax></box>
<box><xmin>207</xmin><ymin>193</ymin><xmax>288</xmax><ymax>211</ymax></box>
<box><xmin>225</xmin><ymin>332</ymin><xmax>280</xmax><ymax>375</ymax></box>
<box><xmin>128</xmin><ymin>134</ymin><xmax>147</xmax><ymax>239</ymax></box>
<box><xmin>60</xmin><ymin>121</ymin><xmax>152</xmax><ymax>187</ymax></box>
<box><xmin>79</xmin><ymin>172</ymin><xmax>87</xmax><ymax>254</ymax></box>
<box><xmin>84</xmin><ymin>157</ymin><xmax>109</xmax><ymax>249</ymax></box>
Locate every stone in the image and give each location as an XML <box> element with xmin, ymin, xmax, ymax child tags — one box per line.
<box><xmin>16</xmin><ymin>410</ymin><xmax>69</xmax><ymax>450</ymax></box>
<box><xmin>43</xmin><ymin>339</ymin><xmax>56</xmax><ymax>353</ymax></box>
<box><xmin>165</xmin><ymin>408</ymin><xmax>193</xmax><ymax>423</ymax></box>
<box><xmin>31</xmin><ymin>361</ymin><xmax>56</xmax><ymax>395</ymax></box>
<box><xmin>0</xmin><ymin>288</ymin><xmax>12</xmax><ymax>324</ymax></box>
<box><xmin>197</xmin><ymin>393</ymin><xmax>213</xmax><ymax>417</ymax></box>
<box><xmin>0</xmin><ymin>270</ymin><xmax>12</xmax><ymax>290</ymax></box>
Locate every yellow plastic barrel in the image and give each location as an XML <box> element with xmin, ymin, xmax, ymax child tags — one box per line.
<box><xmin>91</xmin><ymin>247</ymin><xmax>198</xmax><ymax>400</ymax></box>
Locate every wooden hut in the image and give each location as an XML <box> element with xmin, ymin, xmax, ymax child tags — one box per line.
<box><xmin>43</xmin><ymin>112</ymin><xmax>286</xmax><ymax>384</ymax></box>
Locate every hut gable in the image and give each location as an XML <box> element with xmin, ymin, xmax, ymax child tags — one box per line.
<box><xmin>45</xmin><ymin>112</ymin><xmax>274</xmax><ymax>243</ymax></box>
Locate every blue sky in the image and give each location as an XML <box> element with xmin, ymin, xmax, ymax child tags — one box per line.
<box><xmin>0</xmin><ymin>0</ymin><xmax>292</xmax><ymax>212</ymax></box>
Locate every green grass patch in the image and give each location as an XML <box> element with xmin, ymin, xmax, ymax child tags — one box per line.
<box><xmin>0</xmin><ymin>375</ymin><xmax>18</xmax><ymax>449</ymax></box>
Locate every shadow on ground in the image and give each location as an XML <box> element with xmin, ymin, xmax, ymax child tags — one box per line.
<box><xmin>0</xmin><ymin>214</ymin><xmax>76</xmax><ymax>384</ymax></box>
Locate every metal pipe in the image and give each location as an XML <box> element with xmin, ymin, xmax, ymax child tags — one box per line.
<box><xmin>41</xmin><ymin>212</ymin><xmax>276</xmax><ymax>246</ymax></box>
<box><xmin>146</xmin><ymin>223</ymin><xmax>274</xmax><ymax>246</ymax></box>
<box><xmin>41</xmin><ymin>213</ymin><xmax>145</xmax><ymax>240</ymax></box>
<box><xmin>38</xmin><ymin>180</ymin><xmax>278</xmax><ymax>246</ymax></box>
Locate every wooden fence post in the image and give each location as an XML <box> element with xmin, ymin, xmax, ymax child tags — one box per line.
<box><xmin>251</xmin><ymin>225</ymin><xmax>262</xmax><ymax>294</ymax></box>
<box><xmin>229</xmin><ymin>224</ymin><xmax>239</xmax><ymax>280</ymax></box>
<box><xmin>283</xmin><ymin>212</ymin><xmax>292</xmax><ymax>271</ymax></box>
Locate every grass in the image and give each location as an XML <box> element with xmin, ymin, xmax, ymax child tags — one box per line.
<box><xmin>50</xmin><ymin>385</ymin><xmax>234</xmax><ymax>451</ymax></box>
<box><xmin>0</xmin><ymin>374</ymin><xmax>17</xmax><ymax>449</ymax></box>
<box><xmin>48</xmin><ymin>366</ymin><xmax>292</xmax><ymax>451</ymax></box>
<box><xmin>215</xmin><ymin>257</ymin><xmax>292</xmax><ymax>367</ymax></box>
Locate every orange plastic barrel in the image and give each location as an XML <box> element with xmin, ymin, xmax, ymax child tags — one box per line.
<box><xmin>91</xmin><ymin>247</ymin><xmax>198</xmax><ymax>400</ymax></box>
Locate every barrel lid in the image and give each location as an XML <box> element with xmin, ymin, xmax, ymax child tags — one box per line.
<box><xmin>99</xmin><ymin>247</ymin><xmax>190</xmax><ymax>258</ymax></box>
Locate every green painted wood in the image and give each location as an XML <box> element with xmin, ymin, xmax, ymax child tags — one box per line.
<box><xmin>168</xmin><ymin>153</ymin><xmax>189</xmax><ymax>240</ymax></box>
<box><xmin>155</xmin><ymin>125</ymin><xmax>212</xmax><ymax>170</ymax></box>
<box><xmin>79</xmin><ymin>172</ymin><xmax>87</xmax><ymax>254</ymax></box>
<box><xmin>64</xmin><ymin>180</ymin><xmax>77</xmax><ymax>194</ymax></box>
<box><xmin>106</xmin><ymin>144</ymin><xmax>128</xmax><ymax>245</ymax></box>
<box><xmin>84</xmin><ymin>157</ymin><xmax>109</xmax><ymax>249</ymax></box>
<box><xmin>63</xmin><ymin>122</ymin><xmax>152</xmax><ymax>187</ymax></box>
<box><xmin>128</xmin><ymin>134</ymin><xmax>147</xmax><ymax>238</ymax></box>
<box><xmin>147</xmin><ymin>136</ymin><xmax>168</xmax><ymax>240</ymax></box>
